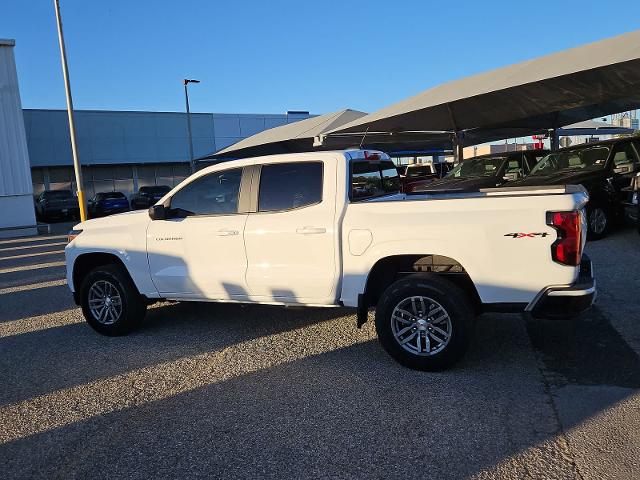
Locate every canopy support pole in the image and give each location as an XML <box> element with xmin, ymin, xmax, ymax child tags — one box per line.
<box><xmin>446</xmin><ymin>103</ymin><xmax>464</xmax><ymax>163</ymax></box>
<box><xmin>549</xmin><ymin>128</ymin><xmax>559</xmax><ymax>151</ymax></box>
<box><xmin>451</xmin><ymin>132</ymin><xmax>464</xmax><ymax>164</ymax></box>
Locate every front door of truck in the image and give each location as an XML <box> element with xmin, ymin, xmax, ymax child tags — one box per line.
<box><xmin>146</xmin><ymin>167</ymin><xmax>249</xmax><ymax>299</ymax></box>
<box><xmin>243</xmin><ymin>160</ymin><xmax>338</xmax><ymax>304</ymax></box>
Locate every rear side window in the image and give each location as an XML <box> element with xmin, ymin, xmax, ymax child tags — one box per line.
<box><xmin>170</xmin><ymin>168</ymin><xmax>243</xmax><ymax>216</ymax></box>
<box><xmin>351</xmin><ymin>160</ymin><xmax>401</xmax><ymax>201</ymax></box>
<box><xmin>258</xmin><ymin>162</ymin><xmax>323</xmax><ymax>212</ymax></box>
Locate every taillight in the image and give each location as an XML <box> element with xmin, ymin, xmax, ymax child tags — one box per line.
<box><xmin>546</xmin><ymin>211</ymin><xmax>583</xmax><ymax>266</ymax></box>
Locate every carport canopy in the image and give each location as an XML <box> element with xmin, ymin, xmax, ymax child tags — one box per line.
<box><xmin>204</xmin><ymin>109</ymin><xmax>367</xmax><ymax>159</ymax></box>
<box><xmin>557</xmin><ymin>119</ymin><xmax>635</xmax><ymax>136</ymax></box>
<box><xmin>320</xmin><ymin>29</ymin><xmax>640</xmax><ymax>148</ymax></box>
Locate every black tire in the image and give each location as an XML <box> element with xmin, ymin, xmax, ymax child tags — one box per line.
<box><xmin>375</xmin><ymin>274</ymin><xmax>474</xmax><ymax>371</ymax></box>
<box><xmin>586</xmin><ymin>202</ymin><xmax>610</xmax><ymax>240</ymax></box>
<box><xmin>80</xmin><ymin>264</ymin><xmax>146</xmax><ymax>336</ymax></box>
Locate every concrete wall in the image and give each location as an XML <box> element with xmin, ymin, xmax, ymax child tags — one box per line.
<box><xmin>0</xmin><ymin>39</ymin><xmax>37</xmax><ymax>237</ymax></box>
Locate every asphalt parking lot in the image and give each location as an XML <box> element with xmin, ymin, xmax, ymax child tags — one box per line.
<box><xmin>0</xmin><ymin>225</ymin><xmax>638</xmax><ymax>479</ymax></box>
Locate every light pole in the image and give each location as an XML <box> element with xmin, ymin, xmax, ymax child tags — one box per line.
<box><xmin>184</xmin><ymin>79</ymin><xmax>200</xmax><ymax>173</ymax></box>
<box><xmin>53</xmin><ymin>0</ymin><xmax>87</xmax><ymax>221</ymax></box>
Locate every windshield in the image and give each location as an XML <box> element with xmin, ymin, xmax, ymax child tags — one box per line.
<box><xmin>141</xmin><ymin>186</ymin><xmax>171</xmax><ymax>195</ymax></box>
<box><xmin>447</xmin><ymin>157</ymin><xmax>505</xmax><ymax>178</ymax></box>
<box><xmin>351</xmin><ymin>160</ymin><xmax>401</xmax><ymax>201</ymax></box>
<box><xmin>405</xmin><ymin>165</ymin><xmax>433</xmax><ymax>177</ymax></box>
<box><xmin>529</xmin><ymin>146</ymin><xmax>610</xmax><ymax>176</ymax></box>
<box><xmin>103</xmin><ymin>192</ymin><xmax>126</xmax><ymax>199</ymax></box>
<box><xmin>45</xmin><ymin>190</ymin><xmax>73</xmax><ymax>199</ymax></box>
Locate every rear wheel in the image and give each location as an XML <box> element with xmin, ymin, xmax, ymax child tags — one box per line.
<box><xmin>375</xmin><ymin>274</ymin><xmax>473</xmax><ymax>371</ymax></box>
<box><xmin>587</xmin><ymin>203</ymin><xmax>610</xmax><ymax>240</ymax></box>
<box><xmin>80</xmin><ymin>264</ymin><xmax>146</xmax><ymax>336</ymax></box>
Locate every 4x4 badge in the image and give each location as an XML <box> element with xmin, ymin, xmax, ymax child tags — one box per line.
<box><xmin>504</xmin><ymin>232</ymin><xmax>549</xmax><ymax>238</ymax></box>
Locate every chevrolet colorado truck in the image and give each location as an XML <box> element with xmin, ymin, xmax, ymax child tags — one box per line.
<box><xmin>65</xmin><ymin>150</ymin><xmax>595</xmax><ymax>370</ymax></box>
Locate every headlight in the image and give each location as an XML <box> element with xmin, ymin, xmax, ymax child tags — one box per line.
<box><xmin>67</xmin><ymin>229</ymin><xmax>83</xmax><ymax>243</ymax></box>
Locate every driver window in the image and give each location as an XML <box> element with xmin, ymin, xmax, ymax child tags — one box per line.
<box><xmin>612</xmin><ymin>142</ymin><xmax>638</xmax><ymax>167</ymax></box>
<box><xmin>169</xmin><ymin>168</ymin><xmax>243</xmax><ymax>216</ymax></box>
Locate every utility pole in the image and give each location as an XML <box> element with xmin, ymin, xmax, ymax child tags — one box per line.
<box><xmin>53</xmin><ymin>0</ymin><xmax>87</xmax><ymax>221</ymax></box>
<box><xmin>184</xmin><ymin>79</ymin><xmax>200</xmax><ymax>173</ymax></box>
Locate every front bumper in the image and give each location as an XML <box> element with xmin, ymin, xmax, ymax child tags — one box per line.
<box><xmin>527</xmin><ymin>255</ymin><xmax>596</xmax><ymax>319</ymax></box>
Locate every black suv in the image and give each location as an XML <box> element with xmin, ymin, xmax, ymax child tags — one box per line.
<box><xmin>404</xmin><ymin>150</ymin><xmax>547</xmax><ymax>193</ymax></box>
<box><xmin>129</xmin><ymin>185</ymin><xmax>171</xmax><ymax>210</ymax></box>
<box><xmin>510</xmin><ymin>138</ymin><xmax>640</xmax><ymax>239</ymax></box>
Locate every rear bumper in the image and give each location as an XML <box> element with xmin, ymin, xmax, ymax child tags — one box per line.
<box><xmin>527</xmin><ymin>255</ymin><xmax>596</xmax><ymax>319</ymax></box>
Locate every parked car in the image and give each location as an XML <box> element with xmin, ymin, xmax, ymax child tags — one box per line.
<box><xmin>622</xmin><ymin>172</ymin><xmax>639</xmax><ymax>232</ymax></box>
<box><xmin>129</xmin><ymin>185</ymin><xmax>171</xmax><ymax>210</ymax></box>
<box><xmin>88</xmin><ymin>192</ymin><xmax>130</xmax><ymax>218</ymax></box>
<box><xmin>510</xmin><ymin>138</ymin><xmax>640</xmax><ymax>239</ymax></box>
<box><xmin>396</xmin><ymin>163</ymin><xmax>451</xmax><ymax>190</ymax></box>
<box><xmin>35</xmin><ymin>190</ymin><xmax>79</xmax><ymax>222</ymax></box>
<box><xmin>404</xmin><ymin>150</ymin><xmax>547</xmax><ymax>193</ymax></box>
<box><xmin>66</xmin><ymin>149</ymin><xmax>594</xmax><ymax>371</ymax></box>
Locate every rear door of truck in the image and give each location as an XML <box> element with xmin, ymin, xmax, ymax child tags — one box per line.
<box><xmin>243</xmin><ymin>156</ymin><xmax>339</xmax><ymax>304</ymax></box>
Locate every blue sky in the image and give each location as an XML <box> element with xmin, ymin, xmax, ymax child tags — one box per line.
<box><xmin>2</xmin><ymin>1</ymin><xmax>639</xmax><ymax>115</ymax></box>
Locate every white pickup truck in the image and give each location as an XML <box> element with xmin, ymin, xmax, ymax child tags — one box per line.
<box><xmin>65</xmin><ymin>150</ymin><xmax>595</xmax><ymax>370</ymax></box>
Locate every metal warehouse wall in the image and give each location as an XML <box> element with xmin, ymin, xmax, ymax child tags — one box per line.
<box><xmin>23</xmin><ymin>110</ymin><xmax>310</xmax><ymax>168</ymax></box>
<box><xmin>0</xmin><ymin>39</ymin><xmax>37</xmax><ymax>237</ymax></box>
<box><xmin>0</xmin><ymin>41</ymin><xmax>33</xmax><ymax>197</ymax></box>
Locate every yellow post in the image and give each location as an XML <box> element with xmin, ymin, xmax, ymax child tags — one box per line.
<box><xmin>77</xmin><ymin>189</ymin><xmax>87</xmax><ymax>222</ymax></box>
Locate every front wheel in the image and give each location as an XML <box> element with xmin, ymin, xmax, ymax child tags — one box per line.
<box><xmin>80</xmin><ymin>264</ymin><xmax>147</xmax><ymax>336</ymax></box>
<box><xmin>375</xmin><ymin>274</ymin><xmax>474</xmax><ymax>371</ymax></box>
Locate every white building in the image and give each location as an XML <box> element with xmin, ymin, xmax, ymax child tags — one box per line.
<box><xmin>0</xmin><ymin>39</ymin><xmax>37</xmax><ymax>238</ymax></box>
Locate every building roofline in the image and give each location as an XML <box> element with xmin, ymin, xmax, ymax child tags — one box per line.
<box><xmin>0</xmin><ymin>39</ymin><xmax>16</xmax><ymax>46</ymax></box>
<box><xmin>21</xmin><ymin>108</ymin><xmax>314</xmax><ymax>118</ymax></box>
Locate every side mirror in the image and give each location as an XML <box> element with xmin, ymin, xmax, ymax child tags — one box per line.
<box><xmin>148</xmin><ymin>204</ymin><xmax>167</xmax><ymax>220</ymax></box>
<box><xmin>503</xmin><ymin>172</ymin><xmax>519</xmax><ymax>182</ymax></box>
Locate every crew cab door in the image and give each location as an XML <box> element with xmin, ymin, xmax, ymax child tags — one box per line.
<box><xmin>146</xmin><ymin>167</ymin><xmax>249</xmax><ymax>299</ymax></box>
<box><xmin>243</xmin><ymin>159</ymin><xmax>338</xmax><ymax>304</ymax></box>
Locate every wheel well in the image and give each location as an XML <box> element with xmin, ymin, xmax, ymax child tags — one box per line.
<box><xmin>72</xmin><ymin>253</ymin><xmax>127</xmax><ymax>293</ymax></box>
<box><xmin>363</xmin><ymin>255</ymin><xmax>481</xmax><ymax>311</ymax></box>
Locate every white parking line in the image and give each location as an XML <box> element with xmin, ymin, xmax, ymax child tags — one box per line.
<box><xmin>0</xmin><ymin>241</ymin><xmax>67</xmax><ymax>252</ymax></box>
<box><xmin>0</xmin><ymin>250</ymin><xmax>65</xmax><ymax>261</ymax></box>
<box><xmin>0</xmin><ymin>279</ymin><xmax>67</xmax><ymax>295</ymax></box>
<box><xmin>0</xmin><ymin>235</ymin><xmax>67</xmax><ymax>246</ymax></box>
<box><xmin>0</xmin><ymin>261</ymin><xmax>66</xmax><ymax>275</ymax></box>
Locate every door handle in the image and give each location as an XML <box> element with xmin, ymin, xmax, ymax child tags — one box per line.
<box><xmin>217</xmin><ymin>229</ymin><xmax>239</xmax><ymax>236</ymax></box>
<box><xmin>296</xmin><ymin>226</ymin><xmax>326</xmax><ymax>235</ymax></box>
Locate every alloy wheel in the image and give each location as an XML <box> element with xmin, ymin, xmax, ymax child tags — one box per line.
<box><xmin>391</xmin><ymin>296</ymin><xmax>452</xmax><ymax>356</ymax></box>
<box><xmin>88</xmin><ymin>280</ymin><xmax>123</xmax><ymax>325</ymax></box>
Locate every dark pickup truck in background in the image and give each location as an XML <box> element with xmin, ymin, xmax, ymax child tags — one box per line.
<box><xmin>404</xmin><ymin>150</ymin><xmax>546</xmax><ymax>194</ymax></box>
<box><xmin>510</xmin><ymin>138</ymin><xmax>640</xmax><ymax>239</ymax></box>
<box><xmin>129</xmin><ymin>185</ymin><xmax>171</xmax><ymax>210</ymax></box>
<box><xmin>34</xmin><ymin>190</ymin><xmax>79</xmax><ymax>221</ymax></box>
